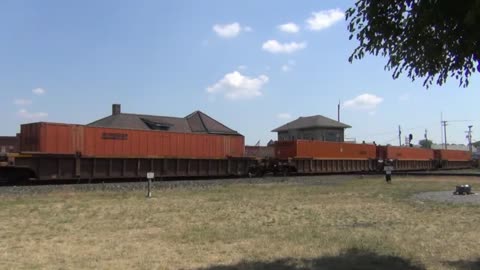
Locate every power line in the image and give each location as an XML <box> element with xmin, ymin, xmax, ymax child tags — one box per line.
<box><xmin>441</xmin><ymin>119</ymin><xmax>473</xmax><ymax>149</ymax></box>
<box><xmin>362</xmin><ymin>126</ymin><xmax>429</xmax><ymax>137</ymax></box>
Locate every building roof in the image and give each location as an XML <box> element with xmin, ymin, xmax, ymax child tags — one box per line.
<box><xmin>185</xmin><ymin>111</ymin><xmax>239</xmax><ymax>134</ymax></box>
<box><xmin>272</xmin><ymin>115</ymin><xmax>351</xmax><ymax>132</ymax></box>
<box><xmin>88</xmin><ymin>109</ymin><xmax>240</xmax><ymax>135</ymax></box>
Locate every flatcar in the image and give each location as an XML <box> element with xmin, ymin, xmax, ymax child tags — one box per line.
<box><xmin>0</xmin><ymin>122</ymin><xmax>254</xmax><ymax>183</ymax></box>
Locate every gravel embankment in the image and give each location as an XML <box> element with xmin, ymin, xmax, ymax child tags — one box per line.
<box><xmin>413</xmin><ymin>191</ymin><xmax>480</xmax><ymax>205</ymax></box>
<box><xmin>0</xmin><ymin>174</ymin><xmax>363</xmax><ymax>196</ymax></box>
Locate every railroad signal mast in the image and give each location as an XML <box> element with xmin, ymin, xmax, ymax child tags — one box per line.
<box><xmin>466</xmin><ymin>125</ymin><xmax>473</xmax><ymax>154</ymax></box>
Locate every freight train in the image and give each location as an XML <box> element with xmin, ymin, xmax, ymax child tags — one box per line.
<box><xmin>0</xmin><ymin>121</ymin><xmax>473</xmax><ymax>184</ymax></box>
<box><xmin>245</xmin><ymin>141</ymin><xmax>472</xmax><ymax>176</ymax></box>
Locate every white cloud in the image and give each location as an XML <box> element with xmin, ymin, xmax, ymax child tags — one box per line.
<box><xmin>213</xmin><ymin>23</ymin><xmax>251</xmax><ymax>38</ymax></box>
<box><xmin>262</xmin><ymin>40</ymin><xmax>307</xmax><ymax>54</ymax></box>
<box><xmin>32</xmin><ymin>88</ymin><xmax>46</xmax><ymax>95</ymax></box>
<box><xmin>14</xmin><ymin>99</ymin><xmax>32</xmax><ymax>106</ymax></box>
<box><xmin>18</xmin><ymin>109</ymin><xmax>48</xmax><ymax>119</ymax></box>
<box><xmin>213</xmin><ymin>23</ymin><xmax>241</xmax><ymax>38</ymax></box>
<box><xmin>278</xmin><ymin>23</ymin><xmax>300</xmax><ymax>33</ymax></box>
<box><xmin>343</xmin><ymin>93</ymin><xmax>383</xmax><ymax>110</ymax></box>
<box><xmin>277</xmin><ymin>113</ymin><xmax>292</xmax><ymax>120</ymax></box>
<box><xmin>306</xmin><ymin>9</ymin><xmax>344</xmax><ymax>31</ymax></box>
<box><xmin>206</xmin><ymin>71</ymin><xmax>269</xmax><ymax>100</ymax></box>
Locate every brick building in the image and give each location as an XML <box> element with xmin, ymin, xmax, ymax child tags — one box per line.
<box><xmin>272</xmin><ymin>115</ymin><xmax>351</xmax><ymax>142</ymax></box>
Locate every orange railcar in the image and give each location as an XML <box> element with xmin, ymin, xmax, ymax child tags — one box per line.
<box><xmin>434</xmin><ymin>149</ymin><xmax>472</xmax><ymax>169</ymax></box>
<box><xmin>376</xmin><ymin>146</ymin><xmax>435</xmax><ymax>171</ymax></box>
<box><xmin>19</xmin><ymin>123</ymin><xmax>84</xmax><ymax>154</ymax></box>
<box><xmin>379</xmin><ymin>146</ymin><xmax>434</xmax><ymax>161</ymax></box>
<box><xmin>274</xmin><ymin>140</ymin><xmax>376</xmax><ymax>160</ymax></box>
<box><xmin>82</xmin><ymin>126</ymin><xmax>244</xmax><ymax>158</ymax></box>
<box><xmin>19</xmin><ymin>122</ymin><xmax>244</xmax><ymax>158</ymax></box>
<box><xmin>434</xmin><ymin>149</ymin><xmax>471</xmax><ymax>161</ymax></box>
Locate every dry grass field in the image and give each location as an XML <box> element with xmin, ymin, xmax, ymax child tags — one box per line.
<box><xmin>0</xmin><ymin>176</ymin><xmax>479</xmax><ymax>270</ymax></box>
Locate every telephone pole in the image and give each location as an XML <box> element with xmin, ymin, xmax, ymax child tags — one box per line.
<box><xmin>398</xmin><ymin>125</ymin><xmax>402</xmax><ymax>146</ymax></box>
<box><xmin>337</xmin><ymin>100</ymin><xmax>340</xmax><ymax>122</ymax></box>
<box><xmin>441</xmin><ymin>120</ymin><xmax>448</xmax><ymax>149</ymax></box>
<box><xmin>440</xmin><ymin>112</ymin><xmax>444</xmax><ymax>149</ymax></box>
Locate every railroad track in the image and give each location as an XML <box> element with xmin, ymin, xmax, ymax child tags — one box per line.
<box><xmin>1</xmin><ymin>170</ymin><xmax>479</xmax><ymax>188</ymax></box>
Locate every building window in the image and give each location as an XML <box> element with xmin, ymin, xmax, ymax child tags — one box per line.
<box><xmin>141</xmin><ymin>118</ymin><xmax>173</xmax><ymax>131</ymax></box>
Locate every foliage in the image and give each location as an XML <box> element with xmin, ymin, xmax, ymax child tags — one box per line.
<box><xmin>346</xmin><ymin>0</ymin><xmax>480</xmax><ymax>87</ymax></box>
<box><xmin>472</xmin><ymin>141</ymin><xmax>480</xmax><ymax>148</ymax></box>
<box><xmin>419</xmin><ymin>139</ymin><xmax>433</xmax><ymax>149</ymax></box>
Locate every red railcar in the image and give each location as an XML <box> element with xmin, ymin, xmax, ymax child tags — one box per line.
<box><xmin>20</xmin><ymin>122</ymin><xmax>82</xmax><ymax>154</ymax></box>
<box><xmin>274</xmin><ymin>140</ymin><xmax>376</xmax><ymax>159</ymax></box>
<box><xmin>20</xmin><ymin>122</ymin><xmax>244</xmax><ymax>158</ymax></box>
<box><xmin>272</xmin><ymin>140</ymin><xmax>377</xmax><ymax>174</ymax></box>
<box><xmin>376</xmin><ymin>146</ymin><xmax>435</xmax><ymax>171</ymax></box>
<box><xmin>434</xmin><ymin>149</ymin><xmax>471</xmax><ymax>161</ymax></box>
<box><xmin>377</xmin><ymin>146</ymin><xmax>434</xmax><ymax>160</ymax></box>
<box><xmin>434</xmin><ymin>149</ymin><xmax>471</xmax><ymax>169</ymax></box>
<box><xmin>4</xmin><ymin>122</ymin><xmax>250</xmax><ymax>182</ymax></box>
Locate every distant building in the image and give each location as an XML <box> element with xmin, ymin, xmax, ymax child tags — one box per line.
<box><xmin>431</xmin><ymin>144</ymin><xmax>476</xmax><ymax>152</ymax></box>
<box><xmin>88</xmin><ymin>104</ymin><xmax>240</xmax><ymax>136</ymax></box>
<box><xmin>0</xmin><ymin>136</ymin><xmax>19</xmax><ymax>153</ymax></box>
<box><xmin>272</xmin><ymin>115</ymin><xmax>351</xmax><ymax>142</ymax></box>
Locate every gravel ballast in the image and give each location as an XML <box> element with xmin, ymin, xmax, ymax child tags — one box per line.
<box><xmin>0</xmin><ymin>175</ymin><xmax>362</xmax><ymax>196</ymax></box>
<box><xmin>413</xmin><ymin>191</ymin><xmax>480</xmax><ymax>205</ymax></box>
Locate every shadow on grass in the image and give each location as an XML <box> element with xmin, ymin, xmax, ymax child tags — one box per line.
<box><xmin>444</xmin><ymin>258</ymin><xmax>480</xmax><ymax>270</ymax></box>
<box><xmin>197</xmin><ymin>248</ymin><xmax>424</xmax><ymax>270</ymax></box>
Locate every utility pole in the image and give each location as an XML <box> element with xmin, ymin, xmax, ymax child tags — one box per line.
<box><xmin>398</xmin><ymin>125</ymin><xmax>402</xmax><ymax>146</ymax></box>
<box><xmin>442</xmin><ymin>120</ymin><xmax>448</xmax><ymax>149</ymax></box>
<box><xmin>337</xmin><ymin>100</ymin><xmax>340</xmax><ymax>122</ymax></box>
<box><xmin>467</xmin><ymin>125</ymin><xmax>473</xmax><ymax>154</ymax></box>
<box><xmin>424</xmin><ymin>129</ymin><xmax>428</xmax><ymax>140</ymax></box>
<box><xmin>440</xmin><ymin>112</ymin><xmax>444</xmax><ymax>149</ymax></box>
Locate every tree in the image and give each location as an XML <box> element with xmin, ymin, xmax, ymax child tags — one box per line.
<box><xmin>419</xmin><ymin>139</ymin><xmax>433</xmax><ymax>149</ymax></box>
<box><xmin>346</xmin><ymin>0</ymin><xmax>480</xmax><ymax>87</ymax></box>
<box><xmin>472</xmin><ymin>141</ymin><xmax>480</xmax><ymax>148</ymax></box>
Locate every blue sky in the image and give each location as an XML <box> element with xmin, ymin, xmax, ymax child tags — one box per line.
<box><xmin>1</xmin><ymin>0</ymin><xmax>479</xmax><ymax>146</ymax></box>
